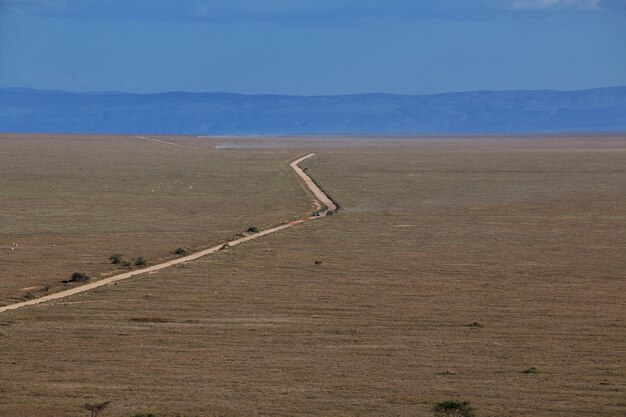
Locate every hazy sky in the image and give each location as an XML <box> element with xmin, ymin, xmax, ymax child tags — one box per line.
<box><xmin>1</xmin><ymin>0</ymin><xmax>625</xmax><ymax>95</ymax></box>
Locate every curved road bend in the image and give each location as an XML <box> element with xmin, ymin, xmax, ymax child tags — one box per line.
<box><xmin>0</xmin><ymin>153</ymin><xmax>335</xmax><ymax>314</ymax></box>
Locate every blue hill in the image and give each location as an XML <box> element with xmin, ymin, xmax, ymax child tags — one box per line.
<box><xmin>1</xmin><ymin>87</ymin><xmax>625</xmax><ymax>134</ymax></box>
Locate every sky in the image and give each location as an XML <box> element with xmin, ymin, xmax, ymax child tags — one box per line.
<box><xmin>0</xmin><ymin>0</ymin><xmax>625</xmax><ymax>95</ymax></box>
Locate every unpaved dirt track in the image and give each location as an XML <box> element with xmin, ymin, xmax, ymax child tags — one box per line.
<box><xmin>0</xmin><ymin>153</ymin><xmax>334</xmax><ymax>314</ymax></box>
<box><xmin>137</xmin><ymin>136</ymin><xmax>189</xmax><ymax>147</ymax></box>
<box><xmin>290</xmin><ymin>153</ymin><xmax>337</xmax><ymax>212</ymax></box>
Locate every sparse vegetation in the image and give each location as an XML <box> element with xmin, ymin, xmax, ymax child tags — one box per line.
<box><xmin>432</xmin><ymin>400</ymin><xmax>476</xmax><ymax>417</ymax></box>
<box><xmin>1</xmin><ymin>136</ymin><xmax>624</xmax><ymax>417</ymax></box>
<box><xmin>69</xmin><ymin>272</ymin><xmax>90</xmax><ymax>283</ymax></box>
<box><xmin>437</xmin><ymin>370</ymin><xmax>458</xmax><ymax>375</ymax></box>
<box><xmin>129</xmin><ymin>413</ymin><xmax>157</xmax><ymax>417</ymax></box>
<box><xmin>173</xmin><ymin>247</ymin><xmax>191</xmax><ymax>256</ymax></box>
<box><xmin>0</xmin><ymin>137</ymin><xmax>309</xmax><ymax>304</ymax></box>
<box><xmin>0</xmin><ymin>330</ymin><xmax>6</xmax><ymax>337</ymax></box>
<box><xmin>108</xmin><ymin>254</ymin><xmax>123</xmax><ymax>264</ymax></box>
<box><xmin>121</xmin><ymin>261</ymin><xmax>133</xmax><ymax>270</ymax></box>
<box><xmin>523</xmin><ymin>366</ymin><xmax>540</xmax><ymax>374</ymax></box>
<box><xmin>134</xmin><ymin>257</ymin><xmax>147</xmax><ymax>267</ymax></box>
<box><xmin>465</xmin><ymin>321</ymin><xmax>483</xmax><ymax>328</ymax></box>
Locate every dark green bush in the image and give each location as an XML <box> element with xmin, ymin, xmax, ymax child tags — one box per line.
<box><xmin>432</xmin><ymin>400</ymin><xmax>476</xmax><ymax>417</ymax></box>
<box><xmin>109</xmin><ymin>253</ymin><xmax>123</xmax><ymax>264</ymax></box>
<box><xmin>134</xmin><ymin>257</ymin><xmax>147</xmax><ymax>267</ymax></box>
<box><xmin>247</xmin><ymin>226</ymin><xmax>259</xmax><ymax>233</ymax></box>
<box><xmin>174</xmin><ymin>247</ymin><xmax>191</xmax><ymax>256</ymax></box>
<box><xmin>70</xmin><ymin>272</ymin><xmax>89</xmax><ymax>282</ymax></box>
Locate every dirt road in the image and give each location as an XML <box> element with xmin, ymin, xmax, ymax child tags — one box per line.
<box><xmin>137</xmin><ymin>136</ymin><xmax>189</xmax><ymax>147</ymax></box>
<box><xmin>0</xmin><ymin>153</ymin><xmax>335</xmax><ymax>314</ymax></box>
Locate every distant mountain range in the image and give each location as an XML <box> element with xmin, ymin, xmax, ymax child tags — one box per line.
<box><xmin>1</xmin><ymin>87</ymin><xmax>625</xmax><ymax>134</ymax></box>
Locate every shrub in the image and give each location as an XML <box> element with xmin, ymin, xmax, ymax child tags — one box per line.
<box><xmin>134</xmin><ymin>257</ymin><xmax>147</xmax><ymax>267</ymax></box>
<box><xmin>0</xmin><ymin>330</ymin><xmax>6</xmax><ymax>337</ymax></box>
<box><xmin>108</xmin><ymin>254</ymin><xmax>123</xmax><ymax>264</ymax></box>
<box><xmin>130</xmin><ymin>413</ymin><xmax>157</xmax><ymax>417</ymax></box>
<box><xmin>174</xmin><ymin>247</ymin><xmax>191</xmax><ymax>256</ymax></box>
<box><xmin>121</xmin><ymin>261</ymin><xmax>133</xmax><ymax>270</ymax></box>
<box><xmin>70</xmin><ymin>272</ymin><xmax>89</xmax><ymax>282</ymax></box>
<box><xmin>432</xmin><ymin>400</ymin><xmax>476</xmax><ymax>417</ymax></box>
<box><xmin>437</xmin><ymin>370</ymin><xmax>458</xmax><ymax>375</ymax></box>
<box><xmin>465</xmin><ymin>321</ymin><xmax>483</xmax><ymax>328</ymax></box>
<box><xmin>247</xmin><ymin>226</ymin><xmax>259</xmax><ymax>233</ymax></box>
<box><xmin>523</xmin><ymin>366</ymin><xmax>540</xmax><ymax>374</ymax></box>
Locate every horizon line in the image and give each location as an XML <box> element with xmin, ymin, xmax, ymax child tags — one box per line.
<box><xmin>2</xmin><ymin>85</ymin><xmax>625</xmax><ymax>98</ymax></box>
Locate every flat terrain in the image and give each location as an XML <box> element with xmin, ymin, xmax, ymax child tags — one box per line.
<box><xmin>0</xmin><ymin>134</ymin><xmax>312</xmax><ymax>305</ymax></box>
<box><xmin>1</xmin><ymin>135</ymin><xmax>625</xmax><ymax>417</ymax></box>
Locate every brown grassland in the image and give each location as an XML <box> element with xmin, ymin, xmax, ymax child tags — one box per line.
<box><xmin>0</xmin><ymin>134</ymin><xmax>624</xmax><ymax>417</ymax></box>
<box><xmin>0</xmin><ymin>135</ymin><xmax>312</xmax><ymax>305</ymax></box>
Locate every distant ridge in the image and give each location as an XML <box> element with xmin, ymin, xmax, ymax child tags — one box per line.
<box><xmin>1</xmin><ymin>86</ymin><xmax>625</xmax><ymax>134</ymax></box>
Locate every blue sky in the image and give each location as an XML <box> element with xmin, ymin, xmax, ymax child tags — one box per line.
<box><xmin>1</xmin><ymin>0</ymin><xmax>625</xmax><ymax>95</ymax></box>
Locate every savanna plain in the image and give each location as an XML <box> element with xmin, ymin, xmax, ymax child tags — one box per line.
<box><xmin>0</xmin><ymin>134</ymin><xmax>624</xmax><ymax>417</ymax></box>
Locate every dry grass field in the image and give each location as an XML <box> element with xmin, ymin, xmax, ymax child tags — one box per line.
<box><xmin>0</xmin><ymin>134</ymin><xmax>312</xmax><ymax>305</ymax></box>
<box><xmin>0</xmin><ymin>135</ymin><xmax>624</xmax><ymax>417</ymax></box>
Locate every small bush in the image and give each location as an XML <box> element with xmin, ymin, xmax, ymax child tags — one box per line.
<box><xmin>432</xmin><ymin>400</ymin><xmax>476</xmax><ymax>417</ymax></box>
<box><xmin>523</xmin><ymin>366</ymin><xmax>540</xmax><ymax>374</ymax></box>
<box><xmin>121</xmin><ymin>261</ymin><xmax>133</xmax><ymax>270</ymax></box>
<box><xmin>219</xmin><ymin>244</ymin><xmax>229</xmax><ymax>251</ymax></box>
<box><xmin>247</xmin><ymin>226</ymin><xmax>259</xmax><ymax>233</ymax></box>
<box><xmin>465</xmin><ymin>321</ymin><xmax>483</xmax><ymax>328</ymax></box>
<box><xmin>326</xmin><ymin>209</ymin><xmax>335</xmax><ymax>216</ymax></box>
<box><xmin>130</xmin><ymin>413</ymin><xmax>157</xmax><ymax>417</ymax></box>
<box><xmin>0</xmin><ymin>330</ymin><xmax>6</xmax><ymax>337</ymax></box>
<box><xmin>173</xmin><ymin>247</ymin><xmax>191</xmax><ymax>256</ymax></box>
<box><xmin>70</xmin><ymin>272</ymin><xmax>89</xmax><ymax>282</ymax></box>
<box><xmin>109</xmin><ymin>254</ymin><xmax>123</xmax><ymax>264</ymax></box>
<box><xmin>314</xmin><ymin>260</ymin><xmax>323</xmax><ymax>265</ymax></box>
<box><xmin>437</xmin><ymin>370</ymin><xmax>458</xmax><ymax>376</ymax></box>
<box><xmin>134</xmin><ymin>257</ymin><xmax>147</xmax><ymax>267</ymax></box>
